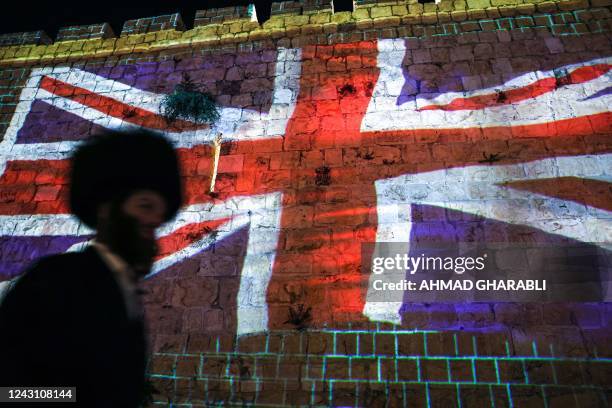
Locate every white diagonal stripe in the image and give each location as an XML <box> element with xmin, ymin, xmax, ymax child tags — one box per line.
<box><xmin>364</xmin><ymin>153</ymin><xmax>612</xmax><ymax>323</ymax></box>
<box><xmin>364</xmin><ymin>38</ymin><xmax>612</xmax><ymax>132</ymax></box>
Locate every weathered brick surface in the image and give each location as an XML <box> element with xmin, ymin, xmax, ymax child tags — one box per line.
<box><xmin>56</xmin><ymin>23</ymin><xmax>115</xmax><ymax>42</ymax></box>
<box><xmin>0</xmin><ymin>31</ymin><xmax>51</xmax><ymax>46</ymax></box>
<box><xmin>121</xmin><ymin>13</ymin><xmax>185</xmax><ymax>36</ymax></box>
<box><xmin>143</xmin><ymin>329</ymin><xmax>611</xmax><ymax>405</ymax></box>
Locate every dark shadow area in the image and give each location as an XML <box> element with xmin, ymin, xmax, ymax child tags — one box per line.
<box><xmin>0</xmin><ymin>0</ymin><xmax>254</xmax><ymax>38</ymax></box>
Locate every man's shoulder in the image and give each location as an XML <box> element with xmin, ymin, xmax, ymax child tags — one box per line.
<box><xmin>1</xmin><ymin>250</ymin><xmax>96</xmax><ymax>318</ymax></box>
<box><xmin>28</xmin><ymin>250</ymin><xmax>89</xmax><ymax>272</ymax></box>
<box><xmin>17</xmin><ymin>248</ymin><xmax>102</xmax><ymax>287</ymax></box>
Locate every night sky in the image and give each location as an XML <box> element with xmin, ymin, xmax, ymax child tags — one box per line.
<box><xmin>0</xmin><ymin>1</ymin><xmax>259</xmax><ymax>38</ymax></box>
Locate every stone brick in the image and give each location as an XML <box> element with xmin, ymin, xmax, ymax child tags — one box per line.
<box><xmin>121</xmin><ymin>13</ymin><xmax>185</xmax><ymax>36</ymax></box>
<box><xmin>421</xmin><ymin>359</ymin><xmax>449</xmax><ymax>381</ymax></box>
<box><xmin>490</xmin><ymin>385</ymin><xmax>512</xmax><ymax>406</ymax></box>
<box><xmin>257</xmin><ymin>381</ymin><xmax>285</xmax><ymax>404</ymax></box>
<box><xmin>325</xmin><ymin>357</ymin><xmax>350</xmax><ymax>379</ymax></box>
<box><xmin>474</xmin><ymin>359</ymin><xmax>497</xmax><ymax>382</ymax></box>
<box><xmin>583</xmin><ymin>360</ymin><xmax>612</xmax><ymax>387</ymax></box>
<box><xmin>150</xmin><ymin>355</ymin><xmax>176</xmax><ymax>375</ymax></box>
<box><xmin>33</xmin><ymin>185</ymin><xmax>61</xmax><ymax>201</ymax></box>
<box><xmin>176</xmin><ymin>355</ymin><xmax>201</xmax><ymax>377</ymax></box>
<box><xmin>460</xmin><ymin>385</ymin><xmax>493</xmax><ymax>406</ymax></box>
<box><xmin>283</xmin><ymin>333</ymin><xmax>304</xmax><ymax>353</ymax></box>
<box><xmin>358</xmin><ymin>333</ymin><xmax>375</xmax><ymax>355</ymax></box>
<box><xmin>336</xmin><ymin>332</ymin><xmax>358</xmax><ymax>354</ymax></box>
<box><xmin>182</xmin><ymin>307</ymin><xmax>204</xmax><ymax>332</ymax></box>
<box><xmin>370</xmin><ymin>6</ymin><xmax>393</xmax><ymax>18</ymax></box>
<box><xmin>525</xmin><ymin>360</ymin><xmax>555</xmax><ymax>384</ymax></box>
<box><xmin>572</xmin><ymin>304</ymin><xmax>603</xmax><ymax>328</ymax></box>
<box><xmin>426</xmin><ymin>332</ymin><xmax>457</xmax><ymax>356</ymax></box>
<box><xmin>450</xmin><ymin>359</ymin><xmax>474</xmax><ymax>382</ymax></box>
<box><xmin>429</xmin><ymin>384</ymin><xmax>459</xmax><ymax>406</ymax></box>
<box><xmin>573</xmin><ymin>389</ymin><xmax>605</xmax><ymax>407</ymax></box>
<box><xmin>277</xmin><ymin>357</ymin><xmax>304</xmax><ymax>381</ymax></box>
<box><xmin>236</xmin><ymin>334</ymin><xmax>267</xmax><ymax>353</ymax></box>
<box><xmin>56</xmin><ymin>23</ymin><xmax>115</xmax><ymax>42</ymax></box>
<box><xmin>537</xmin><ymin>1</ymin><xmax>559</xmax><ymax>12</ymax></box>
<box><xmin>510</xmin><ymin>385</ymin><xmax>546</xmax><ymax>406</ymax></box>
<box><xmin>351</xmin><ymin>357</ymin><xmax>378</xmax><ymax>379</ymax></box>
<box><xmin>511</xmin><ymin>327</ymin><xmax>588</xmax><ymax>357</ymax></box>
<box><xmin>474</xmin><ymin>333</ymin><xmax>511</xmax><ymax>356</ymax></box>
<box><xmin>450</xmin><ymin>45</ymin><xmax>474</xmax><ymax>61</ymax></box>
<box><xmin>375</xmin><ymin>333</ymin><xmax>397</xmax><ymax>356</ymax></box>
<box><xmin>186</xmin><ymin>334</ymin><xmax>216</xmax><ymax>353</ymax></box>
<box><xmin>497</xmin><ymin>359</ymin><xmax>526</xmax><ymax>383</ymax></box>
<box><xmin>398</xmin><ymin>333</ymin><xmax>426</xmax><ymax>356</ymax></box>
<box><xmin>257</xmin><ymin>357</ymin><xmax>278</xmax><ymax>378</ymax></box>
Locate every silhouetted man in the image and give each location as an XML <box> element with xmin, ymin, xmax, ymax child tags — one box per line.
<box><xmin>0</xmin><ymin>130</ymin><xmax>182</xmax><ymax>407</ymax></box>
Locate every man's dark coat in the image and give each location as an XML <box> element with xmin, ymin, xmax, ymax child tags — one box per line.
<box><xmin>0</xmin><ymin>246</ymin><xmax>147</xmax><ymax>407</ymax></box>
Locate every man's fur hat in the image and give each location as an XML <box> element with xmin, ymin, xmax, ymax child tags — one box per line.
<box><xmin>69</xmin><ymin>130</ymin><xmax>183</xmax><ymax>229</ymax></box>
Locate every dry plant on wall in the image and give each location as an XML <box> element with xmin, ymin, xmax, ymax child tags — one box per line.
<box><xmin>285</xmin><ymin>303</ymin><xmax>313</xmax><ymax>331</ymax></box>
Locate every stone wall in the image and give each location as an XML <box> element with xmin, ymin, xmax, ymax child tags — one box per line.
<box><xmin>0</xmin><ymin>0</ymin><xmax>610</xmax><ymax>406</ymax></box>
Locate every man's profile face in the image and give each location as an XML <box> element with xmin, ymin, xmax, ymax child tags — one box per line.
<box><xmin>121</xmin><ymin>190</ymin><xmax>167</xmax><ymax>241</ymax></box>
<box><xmin>98</xmin><ymin>190</ymin><xmax>167</xmax><ymax>277</ymax></box>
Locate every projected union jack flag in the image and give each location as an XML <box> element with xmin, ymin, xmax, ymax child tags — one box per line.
<box><xmin>0</xmin><ymin>39</ymin><xmax>610</xmax><ymax>334</ymax></box>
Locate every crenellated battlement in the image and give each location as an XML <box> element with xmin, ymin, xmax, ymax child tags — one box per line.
<box><xmin>194</xmin><ymin>6</ymin><xmax>252</xmax><ymax>26</ymax></box>
<box><xmin>0</xmin><ymin>30</ymin><xmax>52</xmax><ymax>47</ymax></box>
<box><xmin>56</xmin><ymin>23</ymin><xmax>115</xmax><ymax>42</ymax></box>
<box><xmin>0</xmin><ymin>0</ymin><xmax>605</xmax><ymax>48</ymax></box>
<box><xmin>271</xmin><ymin>1</ymin><xmax>305</xmax><ymax>15</ymax></box>
<box><xmin>120</xmin><ymin>13</ymin><xmax>185</xmax><ymax>36</ymax></box>
<box><xmin>0</xmin><ymin>0</ymin><xmax>608</xmax><ymax>65</ymax></box>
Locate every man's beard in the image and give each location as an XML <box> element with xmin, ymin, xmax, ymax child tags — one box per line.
<box><xmin>102</xmin><ymin>201</ymin><xmax>158</xmax><ymax>278</ymax></box>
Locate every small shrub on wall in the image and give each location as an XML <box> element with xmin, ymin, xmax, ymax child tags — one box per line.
<box><xmin>161</xmin><ymin>73</ymin><xmax>219</xmax><ymax>125</ymax></box>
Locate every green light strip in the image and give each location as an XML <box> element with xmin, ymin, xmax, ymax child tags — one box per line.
<box><xmin>456</xmin><ymin>383</ymin><xmax>462</xmax><ymax>408</ymax></box>
<box><xmin>148</xmin><ymin>372</ymin><xmax>610</xmax><ymax>390</ymax></box>
<box><xmin>309</xmin><ymin>380</ymin><xmax>315</xmax><ymax>406</ymax></box>
<box><xmin>494</xmin><ymin>359</ymin><xmax>501</xmax><ymax>384</ymax></box>
<box><xmin>394</xmin><ymin>354</ymin><xmax>399</xmax><ymax>382</ymax></box>
<box><xmin>541</xmin><ymin>384</ymin><xmax>549</xmax><ymax>408</ymax></box>
<box><xmin>228</xmin><ymin>375</ymin><xmax>235</xmax><ymax>402</ymax></box>
<box><xmin>147</xmin><ymin>378</ymin><xmax>610</xmax><ymax>407</ymax></box>
<box><xmin>147</xmin><ymin>327</ymin><xmax>612</xmax><ymax>406</ymax></box>
<box><xmin>153</xmin><ymin>352</ymin><xmax>612</xmax><ymax>364</ymax></box>
<box><xmin>549</xmin><ymin>343</ymin><xmax>555</xmax><ymax>358</ymax></box>
<box><xmin>549</xmin><ymin>360</ymin><xmax>558</xmax><ymax>385</ymax></box>
<box><xmin>506</xmin><ymin>383</ymin><xmax>514</xmax><ymax>408</ymax></box>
